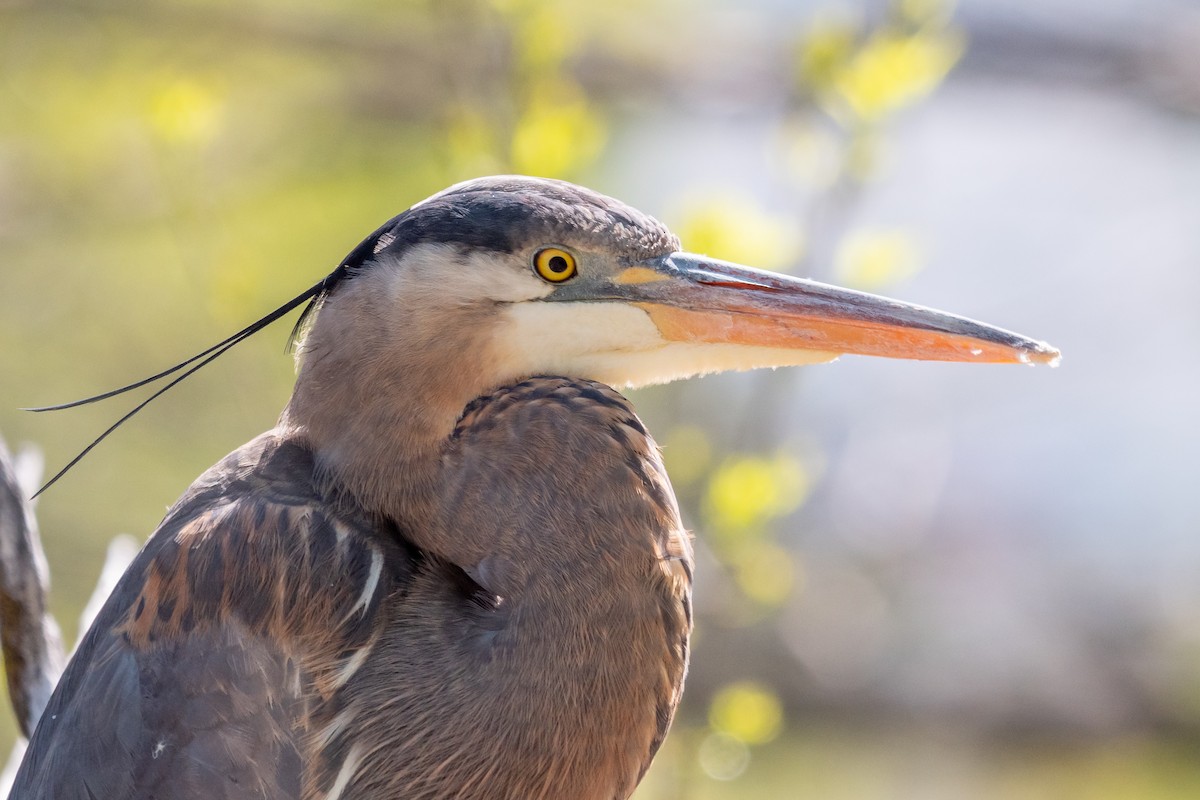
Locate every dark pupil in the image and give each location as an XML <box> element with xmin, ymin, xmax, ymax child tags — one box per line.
<box><xmin>548</xmin><ymin>255</ymin><xmax>569</xmax><ymax>274</ymax></box>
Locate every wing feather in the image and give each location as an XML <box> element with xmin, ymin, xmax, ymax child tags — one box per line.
<box><xmin>10</xmin><ymin>432</ymin><xmax>411</xmax><ymax>800</ymax></box>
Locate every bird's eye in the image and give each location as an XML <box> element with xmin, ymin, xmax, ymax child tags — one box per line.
<box><xmin>533</xmin><ymin>248</ymin><xmax>578</xmax><ymax>283</ymax></box>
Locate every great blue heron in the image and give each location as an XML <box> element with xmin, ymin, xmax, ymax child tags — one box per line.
<box><xmin>9</xmin><ymin>176</ymin><xmax>1058</xmax><ymax>799</ymax></box>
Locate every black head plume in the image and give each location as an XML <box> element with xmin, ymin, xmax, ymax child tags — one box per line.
<box><xmin>27</xmin><ymin>272</ymin><xmax>344</xmax><ymax>497</ymax></box>
<box><xmin>25</xmin><ymin>198</ymin><xmax>417</xmax><ymax>497</ymax></box>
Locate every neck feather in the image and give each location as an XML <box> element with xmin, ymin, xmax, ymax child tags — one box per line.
<box><xmin>281</xmin><ymin>268</ymin><xmax>502</xmax><ymax>531</ymax></box>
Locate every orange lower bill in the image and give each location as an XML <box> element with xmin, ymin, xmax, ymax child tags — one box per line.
<box><xmin>636</xmin><ymin>303</ymin><xmax>1060</xmax><ymax>366</ymax></box>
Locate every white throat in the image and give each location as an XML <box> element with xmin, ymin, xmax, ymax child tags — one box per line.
<box><xmin>497</xmin><ymin>302</ymin><xmax>838</xmax><ymax>389</ymax></box>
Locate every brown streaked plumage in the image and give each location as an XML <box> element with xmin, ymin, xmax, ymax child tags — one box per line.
<box><xmin>10</xmin><ymin>176</ymin><xmax>1057</xmax><ymax>799</ymax></box>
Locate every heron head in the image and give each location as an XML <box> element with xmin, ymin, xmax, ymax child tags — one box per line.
<box><xmin>297</xmin><ymin>175</ymin><xmax>1058</xmax><ymax>401</ymax></box>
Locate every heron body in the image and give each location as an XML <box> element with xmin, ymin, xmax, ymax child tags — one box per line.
<box><xmin>11</xmin><ymin>177</ymin><xmax>1057</xmax><ymax>799</ymax></box>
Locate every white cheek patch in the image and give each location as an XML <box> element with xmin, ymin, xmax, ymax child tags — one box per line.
<box><xmin>499</xmin><ymin>302</ymin><xmax>840</xmax><ymax>389</ymax></box>
<box><xmin>379</xmin><ymin>244</ymin><xmax>554</xmax><ymax>306</ymax></box>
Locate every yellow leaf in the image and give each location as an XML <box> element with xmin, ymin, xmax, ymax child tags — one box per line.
<box><xmin>709</xmin><ymin>681</ymin><xmax>785</xmax><ymax>745</ymax></box>
<box><xmin>510</xmin><ymin>80</ymin><xmax>605</xmax><ymax>178</ymax></box>
<box><xmin>148</xmin><ymin>78</ymin><xmax>223</xmax><ymax>146</ymax></box>
<box><xmin>674</xmin><ymin>195</ymin><xmax>804</xmax><ymax>272</ymax></box>
<box><xmin>834</xmin><ymin>229</ymin><xmax>921</xmax><ymax>290</ymax></box>
<box><xmin>796</xmin><ymin>15</ymin><xmax>858</xmax><ymax>89</ymax></box>
<box><xmin>832</xmin><ymin>30</ymin><xmax>964</xmax><ymax>122</ymax></box>
<box><xmin>705</xmin><ymin>453</ymin><xmax>809</xmax><ymax>535</ymax></box>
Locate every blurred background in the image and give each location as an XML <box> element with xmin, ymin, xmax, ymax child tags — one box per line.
<box><xmin>1</xmin><ymin>0</ymin><xmax>1198</xmax><ymax>796</ymax></box>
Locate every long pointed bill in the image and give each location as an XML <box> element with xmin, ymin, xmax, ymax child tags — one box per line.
<box><xmin>616</xmin><ymin>253</ymin><xmax>1060</xmax><ymax>366</ymax></box>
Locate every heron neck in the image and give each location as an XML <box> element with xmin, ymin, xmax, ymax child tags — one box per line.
<box><xmin>281</xmin><ymin>277</ymin><xmax>504</xmax><ymax>531</ymax></box>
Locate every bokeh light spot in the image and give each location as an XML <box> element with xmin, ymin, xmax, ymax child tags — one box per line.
<box><xmin>697</xmin><ymin>731</ymin><xmax>751</xmax><ymax>781</ymax></box>
<box><xmin>709</xmin><ymin>681</ymin><xmax>785</xmax><ymax>745</ymax></box>
<box><xmin>705</xmin><ymin>453</ymin><xmax>809</xmax><ymax>535</ymax></box>
<box><xmin>675</xmin><ymin>196</ymin><xmax>805</xmax><ymax>272</ymax></box>
<box><xmin>835</xmin><ymin>229</ymin><xmax>920</xmax><ymax>290</ymax></box>
<box><xmin>148</xmin><ymin>78</ymin><xmax>222</xmax><ymax>146</ymax></box>
<box><xmin>734</xmin><ymin>542</ymin><xmax>795</xmax><ymax>607</ymax></box>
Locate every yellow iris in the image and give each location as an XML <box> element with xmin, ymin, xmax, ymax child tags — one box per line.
<box><xmin>533</xmin><ymin>247</ymin><xmax>577</xmax><ymax>282</ymax></box>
